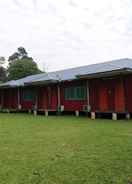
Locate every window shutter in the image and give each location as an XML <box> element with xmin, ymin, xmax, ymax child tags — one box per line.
<box><xmin>64</xmin><ymin>86</ymin><xmax>86</xmax><ymax>100</ymax></box>
<box><xmin>23</xmin><ymin>89</ymin><xmax>36</xmax><ymax>101</ymax></box>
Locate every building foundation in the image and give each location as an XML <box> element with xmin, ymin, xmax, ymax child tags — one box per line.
<box><xmin>91</xmin><ymin>112</ymin><xmax>96</xmax><ymax>120</ymax></box>
<box><xmin>112</xmin><ymin>113</ymin><xmax>117</xmax><ymax>120</ymax></box>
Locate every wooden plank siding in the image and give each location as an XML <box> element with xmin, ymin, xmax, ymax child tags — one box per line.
<box><xmin>2</xmin><ymin>88</ymin><xmax>18</xmax><ymax>109</ymax></box>
<box><xmin>115</xmin><ymin>78</ymin><xmax>125</xmax><ymax>112</ymax></box>
<box><xmin>60</xmin><ymin>80</ymin><xmax>88</xmax><ymax>111</ymax></box>
<box><xmin>0</xmin><ymin>75</ymin><xmax>129</xmax><ymax>114</ymax></box>
<box><xmin>89</xmin><ymin>78</ymin><xmax>125</xmax><ymax>113</ymax></box>
<box><xmin>20</xmin><ymin>87</ymin><xmax>36</xmax><ymax>110</ymax></box>
<box><xmin>0</xmin><ymin>90</ymin><xmax>2</xmax><ymax>107</ymax></box>
<box><xmin>37</xmin><ymin>85</ymin><xmax>58</xmax><ymax>111</ymax></box>
<box><xmin>89</xmin><ymin>79</ymin><xmax>100</xmax><ymax>112</ymax></box>
<box><xmin>124</xmin><ymin>75</ymin><xmax>132</xmax><ymax>112</ymax></box>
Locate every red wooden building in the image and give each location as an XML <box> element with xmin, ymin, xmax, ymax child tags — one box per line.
<box><xmin>1</xmin><ymin>58</ymin><xmax>132</xmax><ymax>120</ymax></box>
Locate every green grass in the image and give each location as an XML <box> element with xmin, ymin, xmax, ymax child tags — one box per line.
<box><xmin>0</xmin><ymin>114</ymin><xmax>132</xmax><ymax>184</ymax></box>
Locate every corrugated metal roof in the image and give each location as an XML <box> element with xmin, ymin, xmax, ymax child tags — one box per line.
<box><xmin>27</xmin><ymin>58</ymin><xmax>132</xmax><ymax>84</ymax></box>
<box><xmin>0</xmin><ymin>73</ymin><xmax>46</xmax><ymax>87</ymax></box>
<box><xmin>0</xmin><ymin>80</ymin><xmax>18</xmax><ymax>88</ymax></box>
<box><xmin>1</xmin><ymin>58</ymin><xmax>132</xmax><ymax>88</ymax></box>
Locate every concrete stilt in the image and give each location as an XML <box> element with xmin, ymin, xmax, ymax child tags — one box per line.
<box><xmin>75</xmin><ymin>110</ymin><xmax>79</xmax><ymax>117</ymax></box>
<box><xmin>91</xmin><ymin>112</ymin><xmax>96</xmax><ymax>120</ymax></box>
<box><xmin>112</xmin><ymin>113</ymin><xmax>117</xmax><ymax>120</ymax></box>
<box><xmin>7</xmin><ymin>109</ymin><xmax>10</xmax><ymax>113</ymax></box>
<box><xmin>57</xmin><ymin>110</ymin><xmax>61</xmax><ymax>116</ymax></box>
<box><xmin>18</xmin><ymin>104</ymin><xmax>22</xmax><ymax>110</ymax></box>
<box><xmin>126</xmin><ymin>113</ymin><xmax>130</xmax><ymax>120</ymax></box>
<box><xmin>33</xmin><ymin>110</ymin><xmax>37</xmax><ymax>116</ymax></box>
<box><xmin>28</xmin><ymin>109</ymin><xmax>32</xmax><ymax>114</ymax></box>
<box><xmin>45</xmin><ymin>110</ymin><xmax>48</xmax><ymax>117</ymax></box>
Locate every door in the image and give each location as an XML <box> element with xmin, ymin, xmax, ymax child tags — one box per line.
<box><xmin>47</xmin><ymin>86</ymin><xmax>58</xmax><ymax>110</ymax></box>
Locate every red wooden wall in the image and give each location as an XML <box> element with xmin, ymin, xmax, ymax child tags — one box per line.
<box><xmin>124</xmin><ymin>75</ymin><xmax>132</xmax><ymax>112</ymax></box>
<box><xmin>2</xmin><ymin>88</ymin><xmax>18</xmax><ymax>109</ymax></box>
<box><xmin>0</xmin><ymin>75</ymin><xmax>129</xmax><ymax>113</ymax></box>
<box><xmin>115</xmin><ymin>78</ymin><xmax>125</xmax><ymax>112</ymax></box>
<box><xmin>90</xmin><ymin>79</ymin><xmax>100</xmax><ymax>111</ymax></box>
<box><xmin>90</xmin><ymin>78</ymin><xmax>125</xmax><ymax>112</ymax></box>
<box><xmin>20</xmin><ymin>87</ymin><xmax>35</xmax><ymax>110</ymax></box>
<box><xmin>37</xmin><ymin>85</ymin><xmax>58</xmax><ymax>110</ymax></box>
<box><xmin>60</xmin><ymin>81</ymin><xmax>87</xmax><ymax>111</ymax></box>
<box><xmin>0</xmin><ymin>90</ymin><xmax>2</xmax><ymax>107</ymax></box>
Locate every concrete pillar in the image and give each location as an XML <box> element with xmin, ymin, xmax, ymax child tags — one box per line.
<box><xmin>28</xmin><ymin>109</ymin><xmax>32</xmax><ymax>114</ymax></box>
<box><xmin>126</xmin><ymin>113</ymin><xmax>130</xmax><ymax>120</ymax></box>
<box><xmin>33</xmin><ymin>110</ymin><xmax>37</xmax><ymax>116</ymax></box>
<box><xmin>91</xmin><ymin>112</ymin><xmax>96</xmax><ymax>120</ymax></box>
<box><xmin>7</xmin><ymin>109</ymin><xmax>10</xmax><ymax>113</ymax></box>
<box><xmin>18</xmin><ymin>104</ymin><xmax>22</xmax><ymax>110</ymax></box>
<box><xmin>45</xmin><ymin>110</ymin><xmax>48</xmax><ymax>117</ymax></box>
<box><xmin>112</xmin><ymin>113</ymin><xmax>117</xmax><ymax>120</ymax></box>
<box><xmin>75</xmin><ymin>110</ymin><xmax>79</xmax><ymax>117</ymax></box>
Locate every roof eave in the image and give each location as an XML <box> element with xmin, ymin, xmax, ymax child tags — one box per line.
<box><xmin>24</xmin><ymin>79</ymin><xmax>58</xmax><ymax>86</ymax></box>
<box><xmin>0</xmin><ymin>85</ymin><xmax>18</xmax><ymax>89</ymax></box>
<box><xmin>76</xmin><ymin>68</ymin><xmax>132</xmax><ymax>79</ymax></box>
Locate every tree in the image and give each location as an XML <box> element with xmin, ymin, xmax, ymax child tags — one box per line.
<box><xmin>0</xmin><ymin>57</ymin><xmax>7</xmax><ymax>82</ymax></box>
<box><xmin>18</xmin><ymin>47</ymin><xmax>27</xmax><ymax>57</ymax></box>
<box><xmin>8</xmin><ymin>47</ymin><xmax>42</xmax><ymax>80</ymax></box>
<box><xmin>0</xmin><ymin>67</ymin><xmax>6</xmax><ymax>82</ymax></box>
<box><xmin>8</xmin><ymin>58</ymin><xmax>41</xmax><ymax>80</ymax></box>
<box><xmin>8</xmin><ymin>52</ymin><xmax>20</xmax><ymax>63</ymax></box>
<box><xmin>8</xmin><ymin>47</ymin><xmax>28</xmax><ymax>63</ymax></box>
<box><xmin>0</xmin><ymin>57</ymin><xmax>5</xmax><ymax>65</ymax></box>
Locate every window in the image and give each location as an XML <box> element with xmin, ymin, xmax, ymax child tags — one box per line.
<box><xmin>65</xmin><ymin>86</ymin><xmax>86</xmax><ymax>100</ymax></box>
<box><xmin>23</xmin><ymin>89</ymin><xmax>36</xmax><ymax>101</ymax></box>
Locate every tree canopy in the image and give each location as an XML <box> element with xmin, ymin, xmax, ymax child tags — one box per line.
<box><xmin>7</xmin><ymin>47</ymin><xmax>42</xmax><ymax>80</ymax></box>
<box><xmin>8</xmin><ymin>59</ymin><xmax>41</xmax><ymax>80</ymax></box>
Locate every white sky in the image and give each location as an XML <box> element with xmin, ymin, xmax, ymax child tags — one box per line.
<box><xmin>0</xmin><ymin>0</ymin><xmax>132</xmax><ymax>71</ymax></box>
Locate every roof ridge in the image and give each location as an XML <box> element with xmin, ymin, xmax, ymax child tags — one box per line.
<box><xmin>47</xmin><ymin>58</ymin><xmax>132</xmax><ymax>74</ymax></box>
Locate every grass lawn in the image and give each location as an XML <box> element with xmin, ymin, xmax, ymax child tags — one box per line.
<box><xmin>0</xmin><ymin>114</ymin><xmax>132</xmax><ymax>184</ymax></box>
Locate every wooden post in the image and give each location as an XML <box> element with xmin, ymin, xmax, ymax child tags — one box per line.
<box><xmin>47</xmin><ymin>87</ymin><xmax>51</xmax><ymax>110</ymax></box>
<box><xmin>57</xmin><ymin>85</ymin><xmax>61</xmax><ymax>112</ymax></box>
<box><xmin>86</xmin><ymin>80</ymin><xmax>90</xmax><ymax>109</ymax></box>
<box><xmin>34</xmin><ymin>89</ymin><xmax>38</xmax><ymax>111</ymax></box>
<box><xmin>17</xmin><ymin>88</ymin><xmax>21</xmax><ymax>110</ymax></box>
<box><xmin>33</xmin><ymin>89</ymin><xmax>38</xmax><ymax>116</ymax></box>
<box><xmin>0</xmin><ymin>89</ymin><xmax>4</xmax><ymax>110</ymax></box>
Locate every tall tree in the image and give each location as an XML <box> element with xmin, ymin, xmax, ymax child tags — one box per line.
<box><xmin>0</xmin><ymin>57</ymin><xmax>5</xmax><ymax>65</ymax></box>
<box><xmin>0</xmin><ymin>57</ymin><xmax>7</xmax><ymax>82</ymax></box>
<box><xmin>8</xmin><ymin>47</ymin><xmax>42</xmax><ymax>80</ymax></box>
<box><xmin>8</xmin><ymin>47</ymin><xmax>28</xmax><ymax>63</ymax></box>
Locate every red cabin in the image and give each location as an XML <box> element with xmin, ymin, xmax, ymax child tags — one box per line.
<box><xmin>0</xmin><ymin>58</ymin><xmax>132</xmax><ymax>120</ymax></box>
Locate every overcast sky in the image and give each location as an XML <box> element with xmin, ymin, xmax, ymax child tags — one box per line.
<box><xmin>0</xmin><ymin>0</ymin><xmax>132</xmax><ymax>71</ymax></box>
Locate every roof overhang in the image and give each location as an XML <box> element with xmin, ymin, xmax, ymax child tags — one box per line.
<box><xmin>24</xmin><ymin>79</ymin><xmax>58</xmax><ymax>86</ymax></box>
<box><xmin>0</xmin><ymin>85</ymin><xmax>20</xmax><ymax>89</ymax></box>
<box><xmin>76</xmin><ymin>68</ymin><xmax>132</xmax><ymax>79</ymax></box>
<box><xmin>0</xmin><ymin>83</ymin><xmax>19</xmax><ymax>89</ymax></box>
